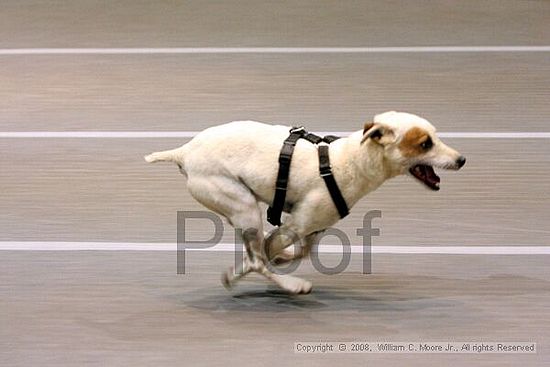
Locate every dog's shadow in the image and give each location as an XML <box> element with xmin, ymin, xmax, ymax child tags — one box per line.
<box><xmin>176</xmin><ymin>273</ymin><xmax>550</xmax><ymax>314</ymax></box>
<box><xmin>223</xmin><ymin>286</ymin><xmax>447</xmax><ymax>312</ymax></box>
<box><xmin>178</xmin><ymin>285</ymin><xmax>455</xmax><ymax>314</ymax></box>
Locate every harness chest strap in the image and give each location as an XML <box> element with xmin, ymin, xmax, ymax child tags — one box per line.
<box><xmin>317</xmin><ymin>144</ymin><xmax>350</xmax><ymax>219</ymax></box>
<box><xmin>267</xmin><ymin>127</ymin><xmax>349</xmax><ymax>226</ymax></box>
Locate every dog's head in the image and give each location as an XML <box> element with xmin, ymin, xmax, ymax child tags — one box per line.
<box><xmin>361</xmin><ymin>111</ymin><xmax>466</xmax><ymax>190</ymax></box>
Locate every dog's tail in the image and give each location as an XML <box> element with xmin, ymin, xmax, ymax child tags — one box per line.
<box><xmin>144</xmin><ymin>146</ymin><xmax>185</xmax><ymax>164</ymax></box>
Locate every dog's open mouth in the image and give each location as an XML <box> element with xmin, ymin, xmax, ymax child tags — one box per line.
<box><xmin>409</xmin><ymin>164</ymin><xmax>440</xmax><ymax>191</ymax></box>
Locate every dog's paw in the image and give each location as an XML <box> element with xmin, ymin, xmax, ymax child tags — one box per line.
<box><xmin>221</xmin><ymin>268</ymin><xmax>234</xmax><ymax>290</ymax></box>
<box><xmin>272</xmin><ymin>274</ymin><xmax>312</xmax><ymax>295</ymax></box>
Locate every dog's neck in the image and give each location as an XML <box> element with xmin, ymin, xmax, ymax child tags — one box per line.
<box><xmin>330</xmin><ymin>131</ymin><xmax>401</xmax><ymax>207</ymax></box>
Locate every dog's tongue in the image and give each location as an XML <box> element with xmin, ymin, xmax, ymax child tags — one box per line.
<box><xmin>425</xmin><ymin>166</ymin><xmax>440</xmax><ymax>188</ymax></box>
<box><xmin>411</xmin><ymin>164</ymin><xmax>440</xmax><ymax>190</ymax></box>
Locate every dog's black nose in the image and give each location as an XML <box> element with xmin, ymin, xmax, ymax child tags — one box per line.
<box><xmin>456</xmin><ymin>156</ymin><xmax>466</xmax><ymax>169</ymax></box>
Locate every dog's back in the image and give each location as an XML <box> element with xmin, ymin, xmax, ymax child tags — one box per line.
<box><xmin>145</xmin><ymin>120</ymin><xmax>322</xmax><ymax>204</ymax></box>
<box><xmin>145</xmin><ymin>120</ymin><xmax>287</xmax><ymax>170</ymax></box>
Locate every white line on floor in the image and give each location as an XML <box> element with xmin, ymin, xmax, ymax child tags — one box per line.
<box><xmin>0</xmin><ymin>242</ymin><xmax>549</xmax><ymax>254</ymax></box>
<box><xmin>1</xmin><ymin>131</ymin><xmax>550</xmax><ymax>139</ymax></box>
<box><xmin>1</xmin><ymin>46</ymin><xmax>550</xmax><ymax>55</ymax></box>
<box><xmin>0</xmin><ymin>131</ymin><xmax>197</xmax><ymax>138</ymax></box>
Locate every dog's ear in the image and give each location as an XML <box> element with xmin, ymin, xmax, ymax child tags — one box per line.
<box><xmin>361</xmin><ymin>122</ymin><xmax>395</xmax><ymax>145</ymax></box>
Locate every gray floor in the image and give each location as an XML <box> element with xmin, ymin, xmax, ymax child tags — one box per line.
<box><xmin>1</xmin><ymin>1</ymin><xmax>550</xmax><ymax>366</ymax></box>
<box><xmin>2</xmin><ymin>252</ymin><xmax>549</xmax><ymax>366</ymax></box>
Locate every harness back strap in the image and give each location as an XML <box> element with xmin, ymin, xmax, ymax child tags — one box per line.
<box><xmin>318</xmin><ymin>144</ymin><xmax>350</xmax><ymax>219</ymax></box>
<box><xmin>267</xmin><ymin>127</ymin><xmax>349</xmax><ymax>226</ymax></box>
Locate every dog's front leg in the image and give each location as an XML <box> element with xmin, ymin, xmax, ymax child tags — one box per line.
<box><xmin>270</xmin><ymin>231</ymin><xmax>322</xmax><ymax>265</ymax></box>
<box><xmin>257</xmin><ymin>266</ymin><xmax>313</xmax><ymax>294</ymax></box>
<box><xmin>226</xmin><ymin>257</ymin><xmax>313</xmax><ymax>294</ymax></box>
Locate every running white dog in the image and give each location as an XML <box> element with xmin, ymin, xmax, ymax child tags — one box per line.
<box><xmin>145</xmin><ymin>111</ymin><xmax>466</xmax><ymax>294</ymax></box>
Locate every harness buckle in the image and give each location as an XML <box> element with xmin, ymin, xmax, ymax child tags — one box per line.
<box><xmin>289</xmin><ymin>126</ymin><xmax>306</xmax><ymax>134</ymax></box>
<box><xmin>319</xmin><ymin>166</ymin><xmax>333</xmax><ymax>177</ymax></box>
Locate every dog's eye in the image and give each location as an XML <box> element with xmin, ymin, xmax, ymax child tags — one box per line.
<box><xmin>420</xmin><ymin>138</ymin><xmax>433</xmax><ymax>150</ymax></box>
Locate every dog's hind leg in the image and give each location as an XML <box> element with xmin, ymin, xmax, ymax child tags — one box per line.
<box><xmin>188</xmin><ymin>175</ymin><xmax>312</xmax><ymax>294</ymax></box>
<box><xmin>222</xmin><ymin>223</ymin><xmax>313</xmax><ymax>294</ymax></box>
<box><xmin>186</xmin><ymin>175</ymin><xmax>308</xmax><ymax>293</ymax></box>
<box><xmin>186</xmin><ymin>175</ymin><xmax>262</xmax><ymax>281</ymax></box>
<box><xmin>221</xmin><ymin>227</ymin><xmax>261</xmax><ymax>289</ymax></box>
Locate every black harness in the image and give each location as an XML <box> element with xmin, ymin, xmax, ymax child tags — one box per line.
<box><xmin>266</xmin><ymin>127</ymin><xmax>349</xmax><ymax>226</ymax></box>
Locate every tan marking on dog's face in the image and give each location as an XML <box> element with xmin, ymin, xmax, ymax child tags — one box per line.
<box><xmin>398</xmin><ymin>127</ymin><xmax>431</xmax><ymax>158</ymax></box>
